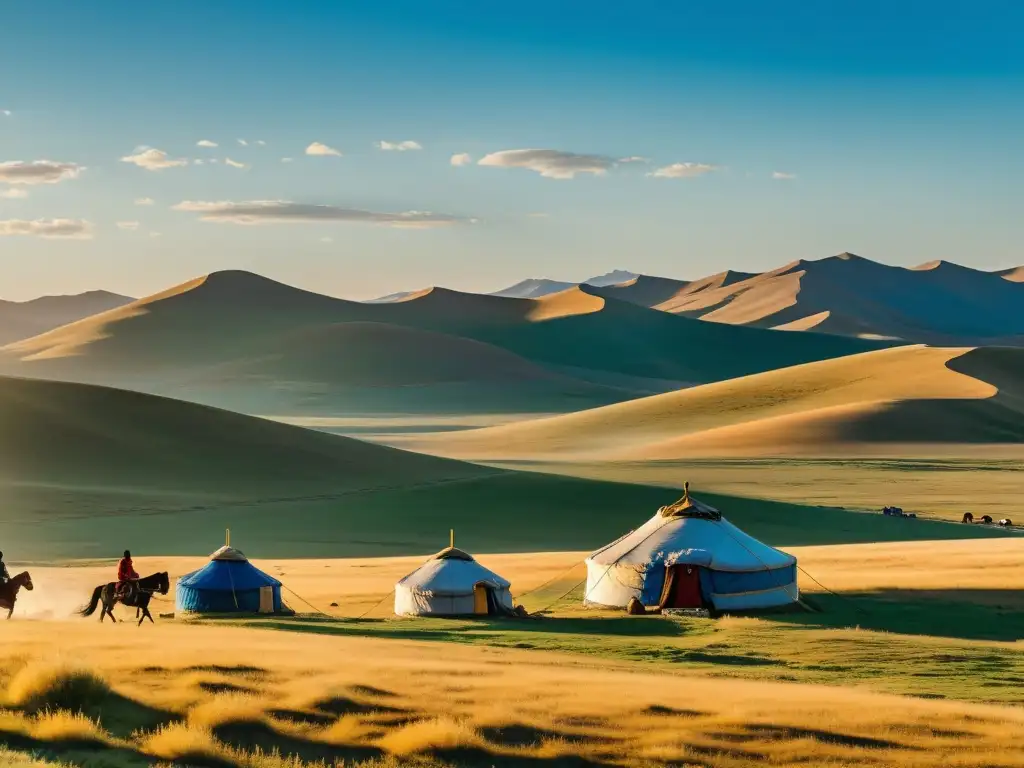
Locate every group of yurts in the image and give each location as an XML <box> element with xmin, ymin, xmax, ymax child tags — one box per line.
<box><xmin>173</xmin><ymin>485</ymin><xmax>799</xmax><ymax>617</ymax></box>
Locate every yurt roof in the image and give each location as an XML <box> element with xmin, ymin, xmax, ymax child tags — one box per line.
<box><xmin>178</xmin><ymin>558</ymin><xmax>281</xmax><ymax>590</ymax></box>
<box><xmin>432</xmin><ymin>546</ymin><xmax>474</xmax><ymax>561</ymax></box>
<box><xmin>588</xmin><ymin>488</ymin><xmax>794</xmax><ymax>573</ymax></box>
<box><xmin>397</xmin><ymin>553</ymin><xmax>510</xmax><ymax>596</ymax></box>
<box><xmin>657</xmin><ymin>482</ymin><xmax>721</xmax><ymax>520</ymax></box>
<box><xmin>210</xmin><ymin>545</ymin><xmax>248</xmax><ymax>562</ymax></box>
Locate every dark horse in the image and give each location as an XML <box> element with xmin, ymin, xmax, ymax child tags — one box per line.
<box><xmin>0</xmin><ymin>572</ymin><xmax>34</xmax><ymax>619</ymax></box>
<box><xmin>79</xmin><ymin>572</ymin><xmax>169</xmax><ymax>626</ymax></box>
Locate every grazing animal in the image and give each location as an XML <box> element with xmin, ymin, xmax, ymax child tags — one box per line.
<box><xmin>981</xmin><ymin>515</ymin><xmax>994</xmax><ymax>525</ymax></box>
<box><xmin>962</xmin><ymin>512</ymin><xmax>974</xmax><ymax>524</ymax></box>
<box><xmin>78</xmin><ymin>571</ymin><xmax>169</xmax><ymax>626</ymax></box>
<box><xmin>999</xmin><ymin>518</ymin><xmax>1014</xmax><ymax>527</ymax></box>
<box><xmin>0</xmin><ymin>572</ymin><xmax>34</xmax><ymax>619</ymax></box>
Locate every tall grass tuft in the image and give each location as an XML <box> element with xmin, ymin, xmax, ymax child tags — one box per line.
<box><xmin>5</xmin><ymin>664</ymin><xmax>110</xmax><ymax>714</ymax></box>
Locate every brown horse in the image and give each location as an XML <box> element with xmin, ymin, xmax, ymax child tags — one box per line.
<box><xmin>0</xmin><ymin>572</ymin><xmax>35</xmax><ymax>619</ymax></box>
<box><xmin>78</xmin><ymin>571</ymin><xmax>169</xmax><ymax>626</ymax></box>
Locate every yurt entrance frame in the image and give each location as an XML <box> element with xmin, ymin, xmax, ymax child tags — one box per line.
<box><xmin>472</xmin><ymin>582</ymin><xmax>501</xmax><ymax>615</ymax></box>
<box><xmin>658</xmin><ymin>564</ymin><xmax>705</xmax><ymax>609</ymax></box>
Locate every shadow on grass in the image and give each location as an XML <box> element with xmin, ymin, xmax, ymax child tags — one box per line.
<box><xmin>772</xmin><ymin>589</ymin><xmax>1024</xmax><ymax>642</ymax></box>
<box><xmin>212</xmin><ymin>720</ymin><xmax>384</xmax><ymax>764</ymax></box>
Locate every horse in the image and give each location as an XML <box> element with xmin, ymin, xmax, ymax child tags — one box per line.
<box><xmin>78</xmin><ymin>572</ymin><xmax>169</xmax><ymax>626</ymax></box>
<box><xmin>962</xmin><ymin>512</ymin><xmax>974</xmax><ymax>524</ymax></box>
<box><xmin>0</xmin><ymin>572</ymin><xmax>34</xmax><ymax>619</ymax></box>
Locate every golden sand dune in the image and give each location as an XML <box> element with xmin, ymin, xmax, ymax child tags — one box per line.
<box><xmin>997</xmin><ymin>265</ymin><xmax>1024</xmax><ymax>282</ymax></box>
<box><xmin>654</xmin><ymin>253</ymin><xmax>1024</xmax><ymax>345</ymax></box>
<box><xmin>404</xmin><ymin>345</ymin><xmax>1024</xmax><ymax>460</ymax></box>
<box><xmin>526</xmin><ymin>285</ymin><xmax>606</xmax><ymax>320</ymax></box>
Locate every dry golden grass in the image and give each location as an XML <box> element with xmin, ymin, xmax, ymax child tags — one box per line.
<box><xmin>1</xmin><ymin>618</ymin><xmax>1024</xmax><ymax>767</ymax></box>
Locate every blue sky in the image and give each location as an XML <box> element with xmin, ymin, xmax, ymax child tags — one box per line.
<box><xmin>1</xmin><ymin>1</ymin><xmax>1022</xmax><ymax>300</ymax></box>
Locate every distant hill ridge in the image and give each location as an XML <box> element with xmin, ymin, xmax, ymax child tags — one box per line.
<box><xmin>0</xmin><ymin>289</ymin><xmax>134</xmax><ymax>345</ymax></box>
<box><xmin>0</xmin><ymin>268</ymin><xmax>887</xmax><ymax>416</ymax></box>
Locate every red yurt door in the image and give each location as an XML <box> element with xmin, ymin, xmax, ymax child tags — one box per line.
<box><xmin>662</xmin><ymin>565</ymin><xmax>703</xmax><ymax>608</ymax></box>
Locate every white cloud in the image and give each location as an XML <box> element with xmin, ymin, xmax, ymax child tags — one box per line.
<box><xmin>193</xmin><ymin>159</ymin><xmax>205</xmax><ymax>165</ymax></box>
<box><xmin>478</xmin><ymin>149</ymin><xmax>616</xmax><ymax>180</ymax></box>
<box><xmin>1</xmin><ymin>188</ymin><xmax>29</xmax><ymax>199</ymax></box>
<box><xmin>320</xmin><ymin>236</ymin><xmax>334</xmax><ymax>243</ymax></box>
<box><xmin>0</xmin><ymin>160</ymin><xmax>85</xmax><ymax>185</ymax></box>
<box><xmin>450</xmin><ymin>152</ymin><xmax>472</xmax><ymax>166</ymax></box>
<box><xmin>305</xmin><ymin>142</ymin><xmax>341</xmax><ymax>157</ymax></box>
<box><xmin>377</xmin><ymin>140</ymin><xmax>422</xmax><ymax>151</ymax></box>
<box><xmin>0</xmin><ymin>218</ymin><xmax>92</xmax><ymax>239</ymax></box>
<box><xmin>117</xmin><ymin>221</ymin><xmax>140</xmax><ymax>231</ymax></box>
<box><xmin>1</xmin><ymin>110</ymin><xmax>11</xmax><ymax>117</ymax></box>
<box><xmin>237</xmin><ymin>139</ymin><xmax>248</xmax><ymax>146</ymax></box>
<box><xmin>173</xmin><ymin>200</ymin><xmax>470</xmax><ymax>228</ymax></box>
<box><xmin>772</xmin><ymin>171</ymin><xmax>797</xmax><ymax>180</ymax></box>
<box><xmin>281</xmin><ymin>157</ymin><xmax>294</xmax><ymax>163</ymax></box>
<box><xmin>647</xmin><ymin>162</ymin><xmax>718</xmax><ymax>179</ymax></box>
<box><xmin>121</xmin><ymin>147</ymin><xmax>188</xmax><ymax>171</ymax></box>
<box><xmin>209</xmin><ymin>158</ymin><xmax>219</xmax><ymax>164</ymax></box>
<box><xmin>619</xmin><ymin>156</ymin><xmax>649</xmax><ymax>163</ymax></box>
<box><xmin>224</xmin><ymin>157</ymin><xmax>247</xmax><ymax>169</ymax></box>
<box><xmin>196</xmin><ymin>140</ymin><xmax>218</xmax><ymax>148</ymax></box>
<box><xmin>256</xmin><ymin>140</ymin><xmax>266</xmax><ymax>146</ymax></box>
<box><xmin>135</xmin><ymin>197</ymin><xmax>155</xmax><ymax>206</ymax></box>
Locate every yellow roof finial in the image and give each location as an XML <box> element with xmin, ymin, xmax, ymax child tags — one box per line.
<box><xmin>450</xmin><ymin>528</ymin><xmax>454</xmax><ymax>548</ymax></box>
<box><xmin>226</xmin><ymin>528</ymin><xmax>231</xmax><ymax>547</ymax></box>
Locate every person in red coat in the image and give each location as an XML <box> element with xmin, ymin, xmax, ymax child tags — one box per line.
<box><xmin>116</xmin><ymin>549</ymin><xmax>139</xmax><ymax>600</ymax></box>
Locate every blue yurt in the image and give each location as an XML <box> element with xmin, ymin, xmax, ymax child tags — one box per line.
<box><xmin>176</xmin><ymin>534</ymin><xmax>285</xmax><ymax>615</ymax></box>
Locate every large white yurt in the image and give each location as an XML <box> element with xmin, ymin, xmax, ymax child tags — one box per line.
<box><xmin>395</xmin><ymin>534</ymin><xmax>514</xmax><ymax>617</ymax></box>
<box><xmin>584</xmin><ymin>485</ymin><xmax>798</xmax><ymax>612</ymax></box>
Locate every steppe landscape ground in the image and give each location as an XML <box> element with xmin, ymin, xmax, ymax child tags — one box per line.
<box><xmin>2</xmin><ymin>255</ymin><xmax>1023</xmax><ymax>767</ymax></box>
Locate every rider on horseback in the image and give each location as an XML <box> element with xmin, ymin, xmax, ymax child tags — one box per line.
<box><xmin>0</xmin><ymin>552</ymin><xmax>9</xmax><ymax>586</ymax></box>
<box><xmin>116</xmin><ymin>550</ymin><xmax>139</xmax><ymax>601</ymax></box>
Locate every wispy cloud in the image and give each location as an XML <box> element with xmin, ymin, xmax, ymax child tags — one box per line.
<box><xmin>0</xmin><ymin>188</ymin><xmax>29</xmax><ymax>199</ymax></box>
<box><xmin>173</xmin><ymin>200</ymin><xmax>471</xmax><ymax>228</ymax></box>
<box><xmin>121</xmin><ymin>147</ymin><xmax>188</xmax><ymax>171</ymax></box>
<box><xmin>647</xmin><ymin>162</ymin><xmax>718</xmax><ymax>179</ymax></box>
<box><xmin>237</xmin><ymin>139</ymin><xmax>248</xmax><ymax>146</ymax></box>
<box><xmin>116</xmin><ymin>221</ymin><xmax>141</xmax><ymax>231</ymax></box>
<box><xmin>135</xmin><ymin>197</ymin><xmax>155</xmax><ymax>206</ymax></box>
<box><xmin>320</xmin><ymin>236</ymin><xmax>334</xmax><ymax>243</ymax></box>
<box><xmin>256</xmin><ymin>140</ymin><xmax>266</xmax><ymax>146</ymax></box>
<box><xmin>0</xmin><ymin>160</ymin><xmax>85</xmax><ymax>185</ymax></box>
<box><xmin>149</xmin><ymin>231</ymin><xmax>162</xmax><ymax>238</ymax></box>
<box><xmin>619</xmin><ymin>156</ymin><xmax>649</xmax><ymax>164</ymax></box>
<box><xmin>450</xmin><ymin>153</ymin><xmax>472</xmax><ymax>166</ymax></box>
<box><xmin>0</xmin><ymin>218</ymin><xmax>92</xmax><ymax>239</ymax></box>
<box><xmin>281</xmin><ymin>157</ymin><xmax>294</xmax><ymax>163</ymax></box>
<box><xmin>305</xmin><ymin>142</ymin><xmax>342</xmax><ymax>157</ymax></box>
<box><xmin>196</xmin><ymin>139</ymin><xmax>218</xmax><ymax>148</ymax></box>
<box><xmin>478</xmin><ymin>149</ymin><xmax>616</xmax><ymax>179</ymax></box>
<box><xmin>194</xmin><ymin>159</ymin><xmax>205</xmax><ymax>165</ymax></box>
<box><xmin>772</xmin><ymin>171</ymin><xmax>797</xmax><ymax>180</ymax></box>
<box><xmin>377</xmin><ymin>140</ymin><xmax>422</xmax><ymax>151</ymax></box>
<box><xmin>1</xmin><ymin>110</ymin><xmax>11</xmax><ymax>117</ymax></box>
<box><xmin>224</xmin><ymin>157</ymin><xmax>247</xmax><ymax>169</ymax></box>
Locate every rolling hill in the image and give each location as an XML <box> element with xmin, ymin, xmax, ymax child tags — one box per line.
<box><xmin>0</xmin><ymin>289</ymin><xmax>133</xmax><ymax>345</ymax></box>
<box><xmin>651</xmin><ymin>253</ymin><xmax>1024</xmax><ymax>345</ymax></box>
<box><xmin>397</xmin><ymin>345</ymin><xmax>1024</xmax><ymax>460</ymax></box>
<box><xmin>1</xmin><ymin>372</ymin><xmax>971</xmax><ymax>561</ymax></box>
<box><xmin>490</xmin><ymin>269</ymin><xmax>639</xmax><ymax>298</ymax></box>
<box><xmin>0</xmin><ymin>271</ymin><xmax>891</xmax><ymax>415</ymax></box>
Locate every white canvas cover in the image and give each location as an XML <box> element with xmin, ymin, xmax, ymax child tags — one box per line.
<box><xmin>395</xmin><ymin>549</ymin><xmax>514</xmax><ymax>616</ymax></box>
<box><xmin>584</xmin><ymin>509</ymin><xmax>797</xmax><ymax>609</ymax></box>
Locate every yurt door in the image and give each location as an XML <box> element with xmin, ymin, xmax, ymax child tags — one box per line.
<box><xmin>662</xmin><ymin>565</ymin><xmax>703</xmax><ymax>608</ymax></box>
<box><xmin>258</xmin><ymin>586</ymin><xmax>274</xmax><ymax>614</ymax></box>
<box><xmin>473</xmin><ymin>584</ymin><xmax>488</xmax><ymax>615</ymax></box>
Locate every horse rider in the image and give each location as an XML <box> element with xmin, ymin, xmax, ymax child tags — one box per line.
<box><xmin>116</xmin><ymin>549</ymin><xmax>140</xmax><ymax>600</ymax></box>
<box><xmin>0</xmin><ymin>551</ymin><xmax>9</xmax><ymax>586</ymax></box>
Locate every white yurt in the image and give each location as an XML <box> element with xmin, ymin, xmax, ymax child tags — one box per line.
<box><xmin>395</xmin><ymin>533</ymin><xmax>514</xmax><ymax>617</ymax></box>
<box><xmin>584</xmin><ymin>484</ymin><xmax>798</xmax><ymax>612</ymax></box>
